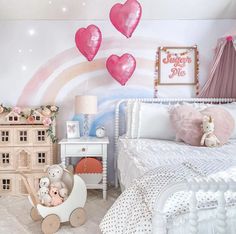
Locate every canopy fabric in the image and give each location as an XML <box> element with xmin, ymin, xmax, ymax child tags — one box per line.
<box><xmin>198</xmin><ymin>36</ymin><xmax>236</xmax><ymax>98</ymax></box>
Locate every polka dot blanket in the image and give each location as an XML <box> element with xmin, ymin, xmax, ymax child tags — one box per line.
<box><xmin>100</xmin><ymin>160</ymin><xmax>236</xmax><ymax>234</ymax></box>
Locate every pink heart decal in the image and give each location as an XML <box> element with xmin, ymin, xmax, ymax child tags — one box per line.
<box><xmin>75</xmin><ymin>25</ymin><xmax>102</xmax><ymax>61</ymax></box>
<box><xmin>106</xmin><ymin>53</ymin><xmax>136</xmax><ymax>86</ymax></box>
<box><xmin>110</xmin><ymin>0</ymin><xmax>142</xmax><ymax>38</ymax></box>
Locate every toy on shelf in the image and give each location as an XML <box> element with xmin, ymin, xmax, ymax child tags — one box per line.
<box><xmin>21</xmin><ymin>167</ymin><xmax>87</xmax><ymax>234</ymax></box>
<box><xmin>75</xmin><ymin>157</ymin><xmax>103</xmax><ymax>184</ymax></box>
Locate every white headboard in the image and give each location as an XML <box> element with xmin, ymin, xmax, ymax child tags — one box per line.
<box><xmin>114</xmin><ymin>98</ymin><xmax>236</xmax><ymax>187</ymax></box>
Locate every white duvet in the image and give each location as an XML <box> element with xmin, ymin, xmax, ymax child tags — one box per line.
<box><xmin>118</xmin><ymin>138</ymin><xmax>236</xmax><ymax>189</ymax></box>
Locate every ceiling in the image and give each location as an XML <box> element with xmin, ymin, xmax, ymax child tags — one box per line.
<box><xmin>0</xmin><ymin>0</ymin><xmax>236</xmax><ymax>20</ymax></box>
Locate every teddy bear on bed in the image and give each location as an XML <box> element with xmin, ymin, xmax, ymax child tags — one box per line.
<box><xmin>45</xmin><ymin>164</ymin><xmax>69</xmax><ymax>201</ymax></box>
<box><xmin>200</xmin><ymin>115</ymin><xmax>220</xmax><ymax>147</ymax></box>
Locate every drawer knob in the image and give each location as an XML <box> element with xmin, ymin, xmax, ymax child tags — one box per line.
<box><xmin>81</xmin><ymin>148</ymin><xmax>86</xmax><ymax>152</ymax></box>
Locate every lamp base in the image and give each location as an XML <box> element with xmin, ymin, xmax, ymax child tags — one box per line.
<box><xmin>83</xmin><ymin>114</ymin><xmax>90</xmax><ymax>137</ymax></box>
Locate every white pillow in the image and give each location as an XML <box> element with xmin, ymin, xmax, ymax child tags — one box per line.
<box><xmin>138</xmin><ymin>103</ymin><xmax>176</xmax><ymax>140</ymax></box>
<box><xmin>125</xmin><ymin>100</ymin><xmax>133</xmax><ymax>138</ymax></box>
<box><xmin>126</xmin><ymin>102</ymin><xmax>175</xmax><ymax>140</ymax></box>
<box><xmin>126</xmin><ymin>101</ymin><xmax>140</xmax><ymax>138</ymax></box>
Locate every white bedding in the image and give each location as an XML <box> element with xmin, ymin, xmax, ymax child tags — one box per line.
<box><xmin>101</xmin><ymin>162</ymin><xmax>236</xmax><ymax>234</ymax></box>
<box><xmin>118</xmin><ymin>138</ymin><xmax>236</xmax><ymax>189</ymax></box>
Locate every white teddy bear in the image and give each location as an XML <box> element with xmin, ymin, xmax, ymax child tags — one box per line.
<box><xmin>200</xmin><ymin>115</ymin><xmax>220</xmax><ymax>147</ymax></box>
<box><xmin>39</xmin><ymin>177</ymin><xmax>50</xmax><ymax>188</ymax></box>
<box><xmin>37</xmin><ymin>187</ymin><xmax>51</xmax><ymax>206</ymax></box>
<box><xmin>45</xmin><ymin>164</ymin><xmax>68</xmax><ymax>200</ymax></box>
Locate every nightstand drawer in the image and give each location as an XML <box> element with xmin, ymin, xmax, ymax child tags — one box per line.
<box><xmin>65</xmin><ymin>144</ymin><xmax>102</xmax><ymax>155</ymax></box>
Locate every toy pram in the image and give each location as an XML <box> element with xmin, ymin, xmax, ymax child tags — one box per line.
<box><xmin>21</xmin><ymin>169</ymin><xmax>87</xmax><ymax>234</ymax></box>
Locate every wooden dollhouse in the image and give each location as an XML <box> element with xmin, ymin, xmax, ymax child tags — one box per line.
<box><xmin>0</xmin><ymin>105</ymin><xmax>58</xmax><ymax>195</ymax></box>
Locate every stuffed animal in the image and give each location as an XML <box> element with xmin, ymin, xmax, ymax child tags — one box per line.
<box><xmin>59</xmin><ymin>188</ymin><xmax>68</xmax><ymax>201</ymax></box>
<box><xmin>37</xmin><ymin>187</ymin><xmax>51</xmax><ymax>206</ymax></box>
<box><xmin>45</xmin><ymin>164</ymin><xmax>68</xmax><ymax>199</ymax></box>
<box><xmin>39</xmin><ymin>177</ymin><xmax>50</xmax><ymax>188</ymax></box>
<box><xmin>200</xmin><ymin>115</ymin><xmax>220</xmax><ymax>147</ymax></box>
<box><xmin>49</xmin><ymin>186</ymin><xmax>63</xmax><ymax>206</ymax></box>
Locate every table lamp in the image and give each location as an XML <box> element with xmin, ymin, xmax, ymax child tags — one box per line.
<box><xmin>75</xmin><ymin>95</ymin><xmax>97</xmax><ymax>137</ymax></box>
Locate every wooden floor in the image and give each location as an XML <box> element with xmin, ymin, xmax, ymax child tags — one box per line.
<box><xmin>0</xmin><ymin>186</ymin><xmax>121</xmax><ymax>234</ymax></box>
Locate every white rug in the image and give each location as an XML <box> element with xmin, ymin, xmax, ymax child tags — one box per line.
<box><xmin>0</xmin><ymin>188</ymin><xmax>120</xmax><ymax>234</ymax></box>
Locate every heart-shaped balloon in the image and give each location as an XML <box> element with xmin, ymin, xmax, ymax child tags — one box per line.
<box><xmin>106</xmin><ymin>53</ymin><xmax>136</xmax><ymax>86</ymax></box>
<box><xmin>75</xmin><ymin>25</ymin><xmax>102</xmax><ymax>61</ymax></box>
<box><xmin>110</xmin><ymin>0</ymin><xmax>142</xmax><ymax>38</ymax></box>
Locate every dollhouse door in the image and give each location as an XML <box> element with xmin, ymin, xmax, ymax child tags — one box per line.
<box><xmin>17</xmin><ymin>149</ymin><xmax>31</xmax><ymax>170</ymax></box>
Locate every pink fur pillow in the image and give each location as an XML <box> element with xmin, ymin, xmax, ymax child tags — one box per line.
<box><xmin>170</xmin><ymin>106</ymin><xmax>235</xmax><ymax>146</ymax></box>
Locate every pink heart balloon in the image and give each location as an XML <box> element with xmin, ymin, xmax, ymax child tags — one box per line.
<box><xmin>106</xmin><ymin>53</ymin><xmax>136</xmax><ymax>86</ymax></box>
<box><xmin>110</xmin><ymin>0</ymin><xmax>142</xmax><ymax>38</ymax></box>
<box><xmin>75</xmin><ymin>25</ymin><xmax>102</xmax><ymax>61</ymax></box>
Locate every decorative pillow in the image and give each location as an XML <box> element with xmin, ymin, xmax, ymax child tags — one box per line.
<box><xmin>125</xmin><ymin>100</ymin><xmax>140</xmax><ymax>138</ymax></box>
<box><xmin>202</xmin><ymin>107</ymin><xmax>235</xmax><ymax>143</ymax></box>
<box><xmin>126</xmin><ymin>100</ymin><xmax>134</xmax><ymax>138</ymax></box>
<box><xmin>137</xmin><ymin>103</ymin><xmax>176</xmax><ymax>140</ymax></box>
<box><xmin>218</xmin><ymin>103</ymin><xmax>236</xmax><ymax>139</ymax></box>
<box><xmin>170</xmin><ymin>105</ymin><xmax>203</xmax><ymax>146</ymax></box>
<box><xmin>170</xmin><ymin>105</ymin><xmax>234</xmax><ymax>146</ymax></box>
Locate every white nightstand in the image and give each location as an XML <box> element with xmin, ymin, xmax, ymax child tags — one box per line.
<box><xmin>59</xmin><ymin>137</ymin><xmax>109</xmax><ymax>200</ymax></box>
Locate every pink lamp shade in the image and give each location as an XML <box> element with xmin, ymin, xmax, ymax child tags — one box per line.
<box><xmin>75</xmin><ymin>95</ymin><xmax>98</xmax><ymax>115</ymax></box>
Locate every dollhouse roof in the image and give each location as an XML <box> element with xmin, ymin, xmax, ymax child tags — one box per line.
<box><xmin>33</xmin><ymin>110</ymin><xmax>43</xmax><ymax>117</ymax></box>
<box><xmin>5</xmin><ymin>111</ymin><xmax>20</xmax><ymax>117</ymax></box>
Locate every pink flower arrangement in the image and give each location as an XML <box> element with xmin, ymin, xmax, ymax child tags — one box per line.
<box><xmin>50</xmin><ymin>106</ymin><xmax>58</xmax><ymax>112</ymax></box>
<box><xmin>42</xmin><ymin>117</ymin><xmax>52</xmax><ymax>127</ymax></box>
<box><xmin>13</xmin><ymin>106</ymin><xmax>21</xmax><ymax>114</ymax></box>
<box><xmin>27</xmin><ymin>116</ymin><xmax>35</xmax><ymax>124</ymax></box>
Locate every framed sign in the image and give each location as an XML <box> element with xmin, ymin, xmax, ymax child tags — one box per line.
<box><xmin>156</xmin><ymin>46</ymin><xmax>199</xmax><ymax>85</ymax></box>
<box><xmin>66</xmin><ymin>121</ymin><xmax>80</xmax><ymax>139</ymax></box>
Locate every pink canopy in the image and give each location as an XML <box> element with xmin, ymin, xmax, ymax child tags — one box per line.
<box><xmin>198</xmin><ymin>35</ymin><xmax>236</xmax><ymax>98</ymax></box>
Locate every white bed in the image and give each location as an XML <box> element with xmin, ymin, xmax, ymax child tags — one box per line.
<box><xmin>101</xmin><ymin>98</ymin><xmax>236</xmax><ymax>234</ymax></box>
<box><xmin>118</xmin><ymin>137</ymin><xmax>236</xmax><ymax>190</ymax></box>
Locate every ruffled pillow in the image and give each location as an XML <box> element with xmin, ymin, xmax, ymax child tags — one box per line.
<box><xmin>170</xmin><ymin>105</ymin><xmax>235</xmax><ymax>146</ymax></box>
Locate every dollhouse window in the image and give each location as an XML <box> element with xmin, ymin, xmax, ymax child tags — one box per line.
<box><xmin>1</xmin><ymin>153</ymin><xmax>10</xmax><ymax>165</ymax></box>
<box><xmin>1</xmin><ymin>131</ymin><xmax>9</xmax><ymax>142</ymax></box>
<box><xmin>19</xmin><ymin>131</ymin><xmax>27</xmax><ymax>142</ymax></box>
<box><xmin>35</xmin><ymin>116</ymin><xmax>41</xmax><ymax>121</ymax></box>
<box><xmin>37</xmin><ymin>130</ymin><xmax>46</xmax><ymax>141</ymax></box>
<box><xmin>2</xmin><ymin>179</ymin><xmax>11</xmax><ymax>191</ymax></box>
<box><xmin>37</xmin><ymin>153</ymin><xmax>46</xmax><ymax>164</ymax></box>
<box><xmin>8</xmin><ymin>115</ymin><xmax>18</xmax><ymax>122</ymax></box>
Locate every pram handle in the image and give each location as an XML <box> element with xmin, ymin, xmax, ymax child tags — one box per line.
<box><xmin>20</xmin><ymin>173</ymin><xmax>40</xmax><ymax>206</ymax></box>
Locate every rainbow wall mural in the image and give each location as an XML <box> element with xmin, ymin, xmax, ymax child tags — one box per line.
<box><xmin>16</xmin><ymin>36</ymin><xmax>158</xmax><ymax>183</ymax></box>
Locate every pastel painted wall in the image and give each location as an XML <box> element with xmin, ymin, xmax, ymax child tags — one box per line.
<box><xmin>0</xmin><ymin>19</ymin><xmax>236</xmax><ymax>183</ymax></box>
<box><xmin>1</xmin><ymin>0</ymin><xmax>236</xmax><ymax>20</ymax></box>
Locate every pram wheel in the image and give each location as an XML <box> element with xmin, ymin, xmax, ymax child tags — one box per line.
<box><xmin>69</xmin><ymin>207</ymin><xmax>86</xmax><ymax>227</ymax></box>
<box><xmin>30</xmin><ymin>207</ymin><xmax>41</xmax><ymax>221</ymax></box>
<box><xmin>41</xmin><ymin>214</ymin><xmax>60</xmax><ymax>234</ymax></box>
